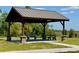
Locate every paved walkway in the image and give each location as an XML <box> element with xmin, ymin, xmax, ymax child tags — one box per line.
<box><xmin>5</xmin><ymin>41</ymin><xmax>79</xmax><ymax>53</ymax></box>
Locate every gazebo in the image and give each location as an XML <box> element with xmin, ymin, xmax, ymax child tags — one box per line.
<box><xmin>5</xmin><ymin>7</ymin><xmax>69</xmax><ymax>42</ymax></box>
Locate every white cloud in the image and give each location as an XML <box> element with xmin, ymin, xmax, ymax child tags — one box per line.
<box><xmin>61</xmin><ymin>12</ymin><xmax>68</xmax><ymax>14</ymax></box>
<box><xmin>35</xmin><ymin>8</ymin><xmax>46</xmax><ymax>10</ymax></box>
<box><xmin>61</xmin><ymin>11</ymin><xmax>75</xmax><ymax>14</ymax></box>
<box><xmin>69</xmin><ymin>11</ymin><xmax>75</xmax><ymax>13</ymax></box>
<box><xmin>61</xmin><ymin>6</ymin><xmax>79</xmax><ymax>11</ymax></box>
<box><xmin>60</xmin><ymin>6</ymin><xmax>78</xmax><ymax>15</ymax></box>
<box><xmin>68</xmin><ymin>6</ymin><xmax>79</xmax><ymax>10</ymax></box>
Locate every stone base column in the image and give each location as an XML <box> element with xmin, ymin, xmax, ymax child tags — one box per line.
<box><xmin>20</xmin><ymin>36</ymin><xmax>27</xmax><ymax>43</ymax></box>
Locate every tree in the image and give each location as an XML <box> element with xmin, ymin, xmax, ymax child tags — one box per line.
<box><xmin>69</xmin><ymin>29</ymin><xmax>74</xmax><ymax>38</ymax></box>
<box><xmin>47</xmin><ymin>29</ymin><xmax>54</xmax><ymax>35</ymax></box>
<box><xmin>0</xmin><ymin>11</ymin><xmax>8</xmax><ymax>36</ymax></box>
<box><xmin>31</xmin><ymin>23</ymin><xmax>43</xmax><ymax>35</ymax></box>
<box><xmin>25</xmin><ymin>6</ymin><xmax>31</xmax><ymax>8</ymax></box>
<box><xmin>10</xmin><ymin>23</ymin><xmax>21</xmax><ymax>36</ymax></box>
<box><xmin>24</xmin><ymin>23</ymin><xmax>32</xmax><ymax>35</ymax></box>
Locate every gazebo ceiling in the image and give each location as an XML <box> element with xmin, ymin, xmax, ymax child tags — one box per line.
<box><xmin>5</xmin><ymin>7</ymin><xmax>69</xmax><ymax>23</ymax></box>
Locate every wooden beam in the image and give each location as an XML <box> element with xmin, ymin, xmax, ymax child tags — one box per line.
<box><xmin>7</xmin><ymin>22</ymin><xmax>11</xmax><ymax>41</ymax></box>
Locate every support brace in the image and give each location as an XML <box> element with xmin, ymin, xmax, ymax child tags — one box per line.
<box><xmin>60</xmin><ymin>21</ymin><xmax>65</xmax><ymax>41</ymax></box>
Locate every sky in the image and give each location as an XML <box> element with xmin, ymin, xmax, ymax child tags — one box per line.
<box><xmin>0</xmin><ymin>6</ymin><xmax>79</xmax><ymax>31</ymax></box>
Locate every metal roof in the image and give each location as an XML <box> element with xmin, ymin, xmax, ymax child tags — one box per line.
<box><xmin>6</xmin><ymin>7</ymin><xmax>69</xmax><ymax>23</ymax></box>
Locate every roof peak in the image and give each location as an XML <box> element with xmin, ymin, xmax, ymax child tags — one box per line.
<box><xmin>12</xmin><ymin>6</ymin><xmax>57</xmax><ymax>13</ymax></box>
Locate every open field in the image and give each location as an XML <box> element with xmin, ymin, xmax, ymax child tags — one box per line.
<box><xmin>57</xmin><ymin>38</ymin><xmax>79</xmax><ymax>45</ymax></box>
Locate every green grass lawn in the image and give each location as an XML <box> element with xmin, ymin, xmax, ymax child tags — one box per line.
<box><xmin>0</xmin><ymin>39</ymin><xmax>68</xmax><ymax>52</ymax></box>
<box><xmin>57</xmin><ymin>38</ymin><xmax>79</xmax><ymax>45</ymax></box>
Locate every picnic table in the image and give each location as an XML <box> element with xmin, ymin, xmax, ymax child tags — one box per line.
<box><xmin>47</xmin><ymin>34</ymin><xmax>56</xmax><ymax>40</ymax></box>
<box><xmin>27</xmin><ymin>34</ymin><xmax>37</xmax><ymax>40</ymax></box>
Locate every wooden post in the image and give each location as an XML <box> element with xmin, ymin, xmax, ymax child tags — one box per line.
<box><xmin>22</xmin><ymin>22</ymin><xmax>25</xmax><ymax>36</ymax></box>
<box><xmin>62</xmin><ymin>21</ymin><xmax>65</xmax><ymax>41</ymax></box>
<box><xmin>20</xmin><ymin>22</ymin><xmax>27</xmax><ymax>43</ymax></box>
<box><xmin>63</xmin><ymin>21</ymin><xmax>65</xmax><ymax>35</ymax></box>
<box><xmin>7</xmin><ymin>22</ymin><xmax>11</xmax><ymax>41</ymax></box>
<box><xmin>42</xmin><ymin>23</ymin><xmax>47</xmax><ymax>40</ymax></box>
